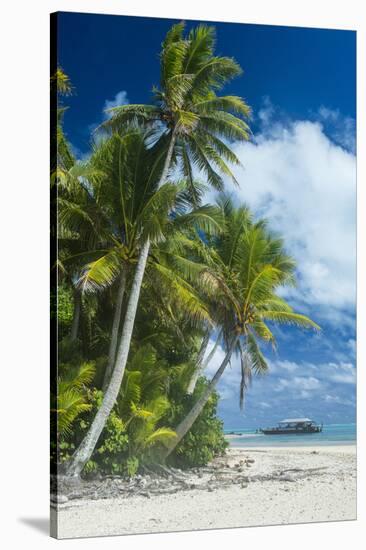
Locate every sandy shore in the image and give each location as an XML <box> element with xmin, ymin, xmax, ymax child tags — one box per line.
<box><xmin>53</xmin><ymin>445</ymin><xmax>356</xmax><ymax>539</ymax></box>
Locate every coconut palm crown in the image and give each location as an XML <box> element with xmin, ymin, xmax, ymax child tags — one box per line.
<box><xmin>161</xmin><ymin>196</ymin><xmax>320</xmax><ymax>459</ymax></box>
<box><xmin>103</xmin><ymin>22</ymin><xmax>251</xmax><ymax>203</ymax></box>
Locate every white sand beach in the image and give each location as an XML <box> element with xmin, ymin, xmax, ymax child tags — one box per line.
<box><xmin>53</xmin><ymin>445</ymin><xmax>356</xmax><ymax>539</ymax></box>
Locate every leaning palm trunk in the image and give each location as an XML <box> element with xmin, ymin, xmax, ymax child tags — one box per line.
<box><xmin>69</xmin><ymin>289</ymin><xmax>81</xmax><ymax>342</ymax></box>
<box><xmin>65</xmin><ymin>132</ymin><xmax>177</xmax><ymax>477</ymax></box>
<box><xmin>162</xmin><ymin>335</ymin><xmax>238</xmax><ymax>460</ymax></box>
<box><xmin>66</xmin><ymin>240</ymin><xmax>150</xmax><ymax>476</ymax></box>
<box><xmin>102</xmin><ymin>270</ymin><xmax>127</xmax><ymax>391</ymax></box>
<box><xmin>186</xmin><ymin>329</ymin><xmax>210</xmax><ymax>394</ymax></box>
<box><xmin>186</xmin><ymin>329</ymin><xmax>222</xmax><ymax>394</ymax></box>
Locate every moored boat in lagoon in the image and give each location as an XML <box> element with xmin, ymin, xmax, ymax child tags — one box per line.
<box><xmin>259</xmin><ymin>418</ymin><xmax>323</xmax><ymax>435</ymax></box>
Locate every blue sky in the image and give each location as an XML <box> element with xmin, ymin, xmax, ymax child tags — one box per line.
<box><xmin>57</xmin><ymin>12</ymin><xmax>356</xmax><ymax>429</ymax></box>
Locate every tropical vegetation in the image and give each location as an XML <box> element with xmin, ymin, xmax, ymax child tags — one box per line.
<box><xmin>51</xmin><ymin>23</ymin><xmax>319</xmax><ymax>479</ymax></box>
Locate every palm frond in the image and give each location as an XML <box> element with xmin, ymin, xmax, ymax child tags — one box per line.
<box><xmin>152</xmin><ymin>262</ymin><xmax>212</xmax><ymax>326</ymax></box>
<box><xmin>55</xmin><ymin>389</ymin><xmax>92</xmax><ymax>437</ymax></box>
<box><xmin>102</xmin><ymin>104</ymin><xmax>161</xmax><ymax>131</ymax></box>
<box><xmin>144</xmin><ymin>427</ymin><xmax>177</xmax><ymax>447</ymax></box>
<box><xmin>200</xmin><ymin>111</ymin><xmax>250</xmax><ymax>141</ymax></box>
<box><xmin>195</xmin><ymin>95</ymin><xmax>251</xmax><ymax>117</ymax></box>
<box><xmin>184</xmin><ymin>25</ymin><xmax>216</xmax><ymax>73</ymax></box>
<box><xmin>260</xmin><ymin>311</ymin><xmax>321</xmax><ymax>330</ymax></box>
<box><xmin>130</xmin><ymin>402</ymin><xmax>154</xmax><ymax>419</ymax></box>
<box><xmin>186</xmin><ymin>135</ymin><xmax>225</xmax><ymax>190</ymax></box>
<box><xmin>250</xmin><ymin>319</ymin><xmax>276</xmax><ymax>345</ymax></box>
<box><xmin>192</xmin><ymin>56</ymin><xmax>243</xmax><ymax>94</ymax></box>
<box><xmin>246</xmin><ymin>333</ymin><xmax>269</xmax><ymax>374</ymax></box>
<box><xmin>238</xmin><ymin>342</ymin><xmax>251</xmax><ymax>409</ymax></box>
<box><xmin>162</xmin><ymin>21</ymin><xmax>185</xmax><ymax>48</ymax></box>
<box><xmin>171</xmin><ymin>204</ymin><xmax>223</xmax><ymax>236</ymax></box>
<box><xmin>243</xmin><ymin>265</ymin><xmax>281</xmax><ymax>313</ymax></box>
<box><xmin>77</xmin><ymin>250</ymin><xmax>122</xmax><ymax>293</ymax></box>
<box><xmin>161</xmin><ymin>39</ymin><xmax>189</xmax><ymax>87</ymax></box>
<box><xmin>51</xmin><ymin>67</ymin><xmax>73</xmax><ymax>96</ymax></box>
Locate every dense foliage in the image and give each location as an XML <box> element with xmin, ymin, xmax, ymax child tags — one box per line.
<box><xmin>171</xmin><ymin>379</ymin><xmax>228</xmax><ymax>468</ymax></box>
<box><xmin>52</xmin><ymin>332</ymin><xmax>228</xmax><ymax>475</ymax></box>
<box><xmin>52</xmin><ymin>24</ymin><xmax>318</xmax><ymax>479</ymax></box>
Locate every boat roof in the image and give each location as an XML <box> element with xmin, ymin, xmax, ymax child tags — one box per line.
<box><xmin>279</xmin><ymin>418</ymin><xmax>313</xmax><ymax>423</ymax></box>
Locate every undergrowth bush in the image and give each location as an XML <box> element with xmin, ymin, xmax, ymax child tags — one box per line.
<box><xmin>168</xmin><ymin>378</ymin><xmax>228</xmax><ymax>469</ymax></box>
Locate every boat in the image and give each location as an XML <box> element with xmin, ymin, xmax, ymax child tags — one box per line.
<box><xmin>259</xmin><ymin>418</ymin><xmax>323</xmax><ymax>435</ymax></box>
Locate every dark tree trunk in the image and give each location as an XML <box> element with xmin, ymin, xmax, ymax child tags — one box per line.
<box><xmin>69</xmin><ymin>289</ymin><xmax>81</xmax><ymax>342</ymax></box>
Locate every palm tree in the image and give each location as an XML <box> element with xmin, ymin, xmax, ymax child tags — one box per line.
<box><xmin>65</xmin><ymin>22</ymin><xmax>251</xmax><ymax>477</ymax></box>
<box><xmin>57</xmin><ymin>155</ymin><xmax>107</xmax><ymax>343</ymax></box>
<box><xmin>162</xmin><ymin>197</ymin><xmax>320</xmax><ymax>459</ymax></box>
<box><xmin>63</xmin><ymin>131</ymin><xmax>221</xmax><ymax>386</ymax></box>
<box><xmin>51</xmin><ymin>66</ymin><xmax>74</xmax><ymax>174</ymax></box>
<box><xmin>51</xmin><ymin>67</ymin><xmax>84</xmax><ymax>342</ymax></box>
<box><xmin>64</xmin><ymin>137</ymin><xmax>222</xmax><ymax>477</ymax></box>
<box><xmin>74</xmin><ymin>130</ymin><xmax>175</xmax><ymax>387</ymax></box>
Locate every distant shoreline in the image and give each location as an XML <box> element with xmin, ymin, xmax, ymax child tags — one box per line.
<box><xmin>228</xmin><ymin>443</ymin><xmax>356</xmax><ymax>451</ymax></box>
<box><xmin>226</xmin><ymin>434</ymin><xmax>357</xmax><ymax>447</ymax></box>
<box><xmin>224</xmin><ymin>423</ymin><xmax>356</xmax><ymax>448</ymax></box>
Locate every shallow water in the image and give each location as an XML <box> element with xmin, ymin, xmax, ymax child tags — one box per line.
<box><xmin>225</xmin><ymin>423</ymin><xmax>356</xmax><ymax>447</ymax></box>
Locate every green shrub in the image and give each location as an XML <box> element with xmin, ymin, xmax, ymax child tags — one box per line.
<box><xmin>168</xmin><ymin>378</ymin><xmax>228</xmax><ymax>469</ymax></box>
<box><xmin>95</xmin><ymin>409</ymin><xmax>129</xmax><ymax>475</ymax></box>
<box><xmin>55</xmin><ymin>346</ymin><xmax>228</xmax><ymax>476</ymax></box>
<box><xmin>126</xmin><ymin>457</ymin><xmax>139</xmax><ymax>477</ymax></box>
<box><xmin>57</xmin><ymin>285</ymin><xmax>74</xmax><ymax>326</ymax></box>
<box><xmin>57</xmin><ymin>388</ymin><xmax>128</xmax><ymax>476</ymax></box>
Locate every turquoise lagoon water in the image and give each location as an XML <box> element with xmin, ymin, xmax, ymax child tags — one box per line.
<box><xmin>225</xmin><ymin>423</ymin><xmax>356</xmax><ymax>447</ymax></box>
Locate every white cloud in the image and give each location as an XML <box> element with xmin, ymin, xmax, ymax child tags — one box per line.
<box><xmin>199</xmin><ymin>335</ymin><xmax>355</xmax><ymax>425</ymax></box>
<box><xmin>327</xmin><ymin>362</ymin><xmax>356</xmax><ymax>385</ymax></box>
<box><xmin>213</xmin><ymin>105</ymin><xmax>356</xmax><ymax>324</ymax></box>
<box><xmin>275</xmin><ymin>376</ymin><xmax>321</xmax><ymax>393</ymax></box>
<box><xmin>268</xmin><ymin>359</ymin><xmax>299</xmax><ymax>373</ymax></box>
<box><xmin>317</xmin><ymin>106</ymin><xmax>356</xmax><ymax>153</ymax></box>
<box><xmin>324</xmin><ymin>394</ymin><xmax>354</xmax><ymax>406</ymax></box>
<box><xmin>257</xmin><ymin>96</ymin><xmax>275</xmax><ymax>126</ymax></box>
<box><xmin>84</xmin><ymin>90</ymin><xmax>130</xmax><ymax>152</ymax></box>
<box><xmin>201</xmin><ymin>336</ymin><xmax>356</xmax><ymax>406</ymax></box>
<box><xmin>103</xmin><ymin>90</ymin><xmax>129</xmax><ymax>116</ymax></box>
<box><xmin>271</xmin><ymin>360</ymin><xmax>356</xmax><ymax>392</ymax></box>
<box><xmin>191</xmin><ymin>114</ymin><xmax>356</xmax><ymax>424</ymax></box>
